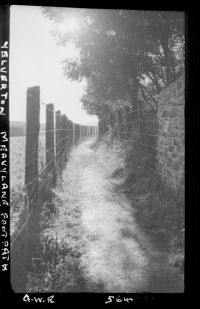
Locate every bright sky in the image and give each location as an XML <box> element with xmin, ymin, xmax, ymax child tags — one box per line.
<box><xmin>10</xmin><ymin>5</ymin><xmax>98</xmax><ymax>125</ymax></box>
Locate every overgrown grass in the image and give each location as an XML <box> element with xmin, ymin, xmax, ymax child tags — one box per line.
<box><xmin>11</xmin><ymin>136</ymin><xmax>86</xmax><ymax>292</ymax></box>
<box><xmin>10</xmin><ymin>185</ymin><xmax>25</xmax><ymax>235</ymax></box>
<box><xmin>101</xmin><ymin>133</ymin><xmax>184</xmax><ymax>279</ymax></box>
<box><xmin>26</xmin><ymin>152</ymin><xmax>87</xmax><ymax>292</ymax></box>
<box><xmin>10</xmin><ymin>135</ymin><xmax>46</xmax><ymax>236</ymax></box>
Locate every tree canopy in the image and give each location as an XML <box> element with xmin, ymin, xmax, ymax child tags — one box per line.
<box><xmin>42</xmin><ymin>8</ymin><xmax>185</xmax><ymax>118</ymax></box>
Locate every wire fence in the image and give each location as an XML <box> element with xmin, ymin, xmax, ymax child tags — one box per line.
<box><xmin>98</xmin><ymin>101</ymin><xmax>184</xmax><ymax>191</ymax></box>
<box><xmin>11</xmin><ymin>85</ymin><xmax>98</xmax><ymax>280</ymax></box>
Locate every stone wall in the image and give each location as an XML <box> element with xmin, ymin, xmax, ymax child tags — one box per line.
<box><xmin>155</xmin><ymin>74</ymin><xmax>185</xmax><ymax>190</ymax></box>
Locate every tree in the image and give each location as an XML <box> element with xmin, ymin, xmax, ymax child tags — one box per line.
<box><xmin>42</xmin><ymin>8</ymin><xmax>185</xmax><ymax>116</ymax></box>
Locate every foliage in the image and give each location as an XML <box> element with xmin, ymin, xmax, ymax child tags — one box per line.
<box><xmin>42</xmin><ymin>8</ymin><xmax>185</xmax><ymax>117</ymax></box>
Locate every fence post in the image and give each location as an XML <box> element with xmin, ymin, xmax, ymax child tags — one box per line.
<box><xmin>24</xmin><ymin>85</ymin><xmax>41</xmax><ymax>272</ymax></box>
<box><xmin>12</xmin><ymin>86</ymin><xmax>40</xmax><ymax>285</ymax></box>
<box><xmin>60</xmin><ymin>114</ymin><xmax>65</xmax><ymax>168</ymax></box>
<box><xmin>64</xmin><ymin>115</ymin><xmax>68</xmax><ymax>162</ymax></box>
<box><xmin>79</xmin><ymin>124</ymin><xmax>81</xmax><ymax>141</ymax></box>
<box><xmin>25</xmin><ymin>86</ymin><xmax>40</xmax><ymax>210</ymax></box>
<box><xmin>46</xmin><ymin>103</ymin><xmax>55</xmax><ymax>184</ymax></box>
<box><xmin>66</xmin><ymin>117</ymin><xmax>69</xmax><ymax>157</ymax></box>
<box><xmin>74</xmin><ymin>124</ymin><xmax>76</xmax><ymax>146</ymax></box>
<box><xmin>55</xmin><ymin>110</ymin><xmax>61</xmax><ymax>174</ymax></box>
<box><xmin>76</xmin><ymin>124</ymin><xmax>78</xmax><ymax>144</ymax></box>
<box><xmin>80</xmin><ymin>125</ymin><xmax>82</xmax><ymax>140</ymax></box>
<box><xmin>72</xmin><ymin>122</ymin><xmax>75</xmax><ymax>147</ymax></box>
<box><xmin>69</xmin><ymin>120</ymin><xmax>73</xmax><ymax>149</ymax></box>
<box><xmin>98</xmin><ymin>119</ymin><xmax>102</xmax><ymax>136</ymax></box>
<box><xmin>77</xmin><ymin>124</ymin><xmax>79</xmax><ymax>144</ymax></box>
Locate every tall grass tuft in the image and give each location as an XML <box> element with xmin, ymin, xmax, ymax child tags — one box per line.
<box><xmin>26</xmin><ymin>154</ymin><xmax>87</xmax><ymax>292</ymax></box>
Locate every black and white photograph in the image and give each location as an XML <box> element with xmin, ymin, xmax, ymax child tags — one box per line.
<box><xmin>0</xmin><ymin>4</ymin><xmax>187</xmax><ymax>299</ymax></box>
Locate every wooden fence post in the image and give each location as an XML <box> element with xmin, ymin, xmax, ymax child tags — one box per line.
<box><xmin>76</xmin><ymin>123</ymin><xmax>78</xmax><ymax>145</ymax></box>
<box><xmin>72</xmin><ymin>122</ymin><xmax>75</xmax><ymax>147</ymax></box>
<box><xmin>80</xmin><ymin>125</ymin><xmax>82</xmax><ymax>140</ymax></box>
<box><xmin>55</xmin><ymin>110</ymin><xmax>61</xmax><ymax>174</ymax></box>
<box><xmin>77</xmin><ymin>124</ymin><xmax>79</xmax><ymax>144</ymax></box>
<box><xmin>12</xmin><ymin>86</ymin><xmax>40</xmax><ymax>284</ymax></box>
<box><xmin>76</xmin><ymin>124</ymin><xmax>78</xmax><ymax>144</ymax></box>
<box><xmin>74</xmin><ymin>123</ymin><xmax>76</xmax><ymax>146</ymax></box>
<box><xmin>24</xmin><ymin>85</ymin><xmax>41</xmax><ymax>272</ymax></box>
<box><xmin>60</xmin><ymin>114</ymin><xmax>66</xmax><ymax>168</ymax></box>
<box><xmin>69</xmin><ymin>120</ymin><xmax>73</xmax><ymax>149</ymax></box>
<box><xmin>66</xmin><ymin>117</ymin><xmax>70</xmax><ymax>157</ymax></box>
<box><xmin>64</xmin><ymin>115</ymin><xmax>68</xmax><ymax>162</ymax></box>
<box><xmin>79</xmin><ymin>124</ymin><xmax>81</xmax><ymax>141</ymax></box>
<box><xmin>25</xmin><ymin>86</ymin><xmax>40</xmax><ymax>209</ymax></box>
<box><xmin>78</xmin><ymin>124</ymin><xmax>81</xmax><ymax>142</ymax></box>
<box><xmin>46</xmin><ymin>103</ymin><xmax>55</xmax><ymax>183</ymax></box>
<box><xmin>98</xmin><ymin>120</ymin><xmax>102</xmax><ymax>136</ymax></box>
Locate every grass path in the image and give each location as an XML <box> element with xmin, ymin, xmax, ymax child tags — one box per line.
<box><xmin>65</xmin><ymin>137</ymin><xmax>183</xmax><ymax>293</ymax></box>
<box><xmin>71</xmin><ymin>138</ymin><xmax>149</xmax><ymax>292</ymax></box>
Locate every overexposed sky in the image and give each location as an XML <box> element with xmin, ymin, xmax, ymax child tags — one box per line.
<box><xmin>10</xmin><ymin>5</ymin><xmax>98</xmax><ymax>125</ymax></box>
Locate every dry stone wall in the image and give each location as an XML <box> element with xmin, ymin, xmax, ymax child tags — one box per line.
<box><xmin>155</xmin><ymin>74</ymin><xmax>185</xmax><ymax>190</ymax></box>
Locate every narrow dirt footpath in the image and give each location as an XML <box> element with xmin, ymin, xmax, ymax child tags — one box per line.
<box><xmin>70</xmin><ymin>138</ymin><xmax>182</xmax><ymax>293</ymax></box>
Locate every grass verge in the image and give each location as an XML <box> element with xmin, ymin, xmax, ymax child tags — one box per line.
<box><xmin>26</xmin><ymin>154</ymin><xmax>86</xmax><ymax>292</ymax></box>
<box><xmin>101</xmin><ymin>133</ymin><xmax>184</xmax><ymax>280</ymax></box>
